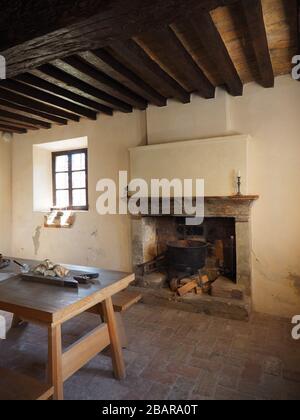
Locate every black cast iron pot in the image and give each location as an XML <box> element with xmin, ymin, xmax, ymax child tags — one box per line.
<box><xmin>167</xmin><ymin>240</ymin><xmax>208</xmax><ymax>274</ymax></box>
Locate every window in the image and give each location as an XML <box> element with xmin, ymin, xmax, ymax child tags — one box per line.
<box><xmin>52</xmin><ymin>149</ymin><xmax>88</xmax><ymax>211</ymax></box>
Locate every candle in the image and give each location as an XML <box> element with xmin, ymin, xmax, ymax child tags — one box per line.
<box><xmin>236</xmin><ymin>170</ymin><xmax>242</xmax><ymax>196</ymax></box>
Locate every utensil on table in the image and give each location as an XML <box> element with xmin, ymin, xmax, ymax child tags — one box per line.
<box><xmin>13</xmin><ymin>260</ymin><xmax>30</xmax><ymax>273</ymax></box>
<box><xmin>73</xmin><ymin>273</ymin><xmax>100</xmax><ymax>284</ymax></box>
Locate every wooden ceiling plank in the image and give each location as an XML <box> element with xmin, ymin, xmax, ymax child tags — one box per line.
<box><xmin>38</xmin><ymin>64</ymin><xmax>132</xmax><ymax>113</ymax></box>
<box><xmin>59</xmin><ymin>56</ymin><xmax>148</xmax><ymax>110</ymax></box>
<box><xmin>0</xmin><ymin>79</ymin><xmax>96</xmax><ymax>120</ymax></box>
<box><xmin>82</xmin><ymin>50</ymin><xmax>167</xmax><ymax>107</ymax></box>
<box><xmin>16</xmin><ymin>73</ymin><xmax>113</xmax><ymax>116</ymax></box>
<box><xmin>153</xmin><ymin>26</ymin><xmax>215</xmax><ymax>98</ymax></box>
<box><xmin>0</xmin><ymin>99</ymin><xmax>67</xmax><ymax>125</ymax></box>
<box><xmin>241</xmin><ymin>0</ymin><xmax>274</xmax><ymax>88</ymax></box>
<box><xmin>187</xmin><ymin>12</ymin><xmax>243</xmax><ymax>96</ymax></box>
<box><xmin>110</xmin><ymin>39</ymin><xmax>191</xmax><ymax>103</ymax></box>
<box><xmin>0</xmin><ymin>123</ymin><xmax>27</xmax><ymax>134</ymax></box>
<box><xmin>0</xmin><ymin>109</ymin><xmax>51</xmax><ymax>129</ymax></box>
<box><xmin>0</xmin><ymin>88</ymin><xmax>79</xmax><ymax>122</ymax></box>
<box><xmin>1</xmin><ymin>0</ymin><xmax>240</xmax><ymax>78</ymax></box>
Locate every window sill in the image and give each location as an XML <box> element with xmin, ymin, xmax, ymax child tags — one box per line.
<box><xmin>50</xmin><ymin>206</ymin><xmax>89</xmax><ymax>212</ymax></box>
<box><xmin>44</xmin><ymin>210</ymin><xmax>76</xmax><ymax>229</ymax></box>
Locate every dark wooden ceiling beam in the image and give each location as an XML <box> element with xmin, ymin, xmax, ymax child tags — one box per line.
<box><xmin>110</xmin><ymin>40</ymin><xmax>190</xmax><ymax>103</ymax></box>
<box><xmin>0</xmin><ymin>109</ymin><xmax>51</xmax><ymax>130</ymax></box>
<box><xmin>32</xmin><ymin>67</ymin><xmax>117</xmax><ymax>114</ymax></box>
<box><xmin>58</xmin><ymin>56</ymin><xmax>148</xmax><ymax>110</ymax></box>
<box><xmin>1</xmin><ymin>1</ymin><xmax>240</xmax><ymax>51</ymax></box>
<box><xmin>151</xmin><ymin>26</ymin><xmax>215</xmax><ymax>98</ymax></box>
<box><xmin>241</xmin><ymin>0</ymin><xmax>274</xmax><ymax>88</ymax></box>
<box><xmin>0</xmin><ymin>99</ymin><xmax>68</xmax><ymax>125</ymax></box>
<box><xmin>81</xmin><ymin>50</ymin><xmax>167</xmax><ymax>107</ymax></box>
<box><xmin>0</xmin><ymin>88</ymin><xmax>79</xmax><ymax>122</ymax></box>
<box><xmin>0</xmin><ymin>79</ymin><xmax>96</xmax><ymax>120</ymax></box>
<box><xmin>16</xmin><ymin>73</ymin><xmax>113</xmax><ymax>116</ymax></box>
<box><xmin>1</xmin><ymin>1</ymin><xmax>240</xmax><ymax>78</ymax></box>
<box><xmin>37</xmin><ymin>64</ymin><xmax>132</xmax><ymax>113</ymax></box>
<box><xmin>0</xmin><ymin>118</ymin><xmax>38</xmax><ymax>131</ymax></box>
<box><xmin>0</xmin><ymin>123</ymin><xmax>27</xmax><ymax>134</ymax></box>
<box><xmin>187</xmin><ymin>13</ymin><xmax>243</xmax><ymax>96</ymax></box>
<box><xmin>31</xmin><ymin>68</ymin><xmax>114</xmax><ymax>115</ymax></box>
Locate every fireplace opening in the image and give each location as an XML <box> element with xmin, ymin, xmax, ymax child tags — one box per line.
<box><xmin>174</xmin><ymin>217</ymin><xmax>236</xmax><ymax>282</ymax></box>
<box><xmin>135</xmin><ymin>216</ymin><xmax>237</xmax><ymax>298</ymax></box>
<box><xmin>131</xmin><ymin>196</ymin><xmax>257</xmax><ymax>319</ymax></box>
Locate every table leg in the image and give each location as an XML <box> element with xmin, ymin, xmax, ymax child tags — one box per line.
<box><xmin>115</xmin><ymin>313</ymin><xmax>128</xmax><ymax>349</ymax></box>
<box><xmin>101</xmin><ymin>298</ymin><xmax>125</xmax><ymax>380</ymax></box>
<box><xmin>48</xmin><ymin>324</ymin><xmax>63</xmax><ymax>400</ymax></box>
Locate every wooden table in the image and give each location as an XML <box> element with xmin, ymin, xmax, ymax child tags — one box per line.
<box><xmin>0</xmin><ymin>259</ymin><xmax>135</xmax><ymax>400</ymax></box>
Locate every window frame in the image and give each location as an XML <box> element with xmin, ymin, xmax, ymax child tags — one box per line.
<box><xmin>52</xmin><ymin>148</ymin><xmax>89</xmax><ymax>211</ymax></box>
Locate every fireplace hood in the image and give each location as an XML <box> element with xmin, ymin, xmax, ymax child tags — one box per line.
<box><xmin>129</xmin><ymin>134</ymin><xmax>251</xmax><ymax>197</ymax></box>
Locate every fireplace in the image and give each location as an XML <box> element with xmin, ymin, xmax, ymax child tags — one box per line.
<box><xmin>131</xmin><ymin>196</ymin><xmax>258</xmax><ymax>320</ymax></box>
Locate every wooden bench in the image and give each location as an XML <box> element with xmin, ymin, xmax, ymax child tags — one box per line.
<box><xmin>87</xmin><ymin>289</ymin><xmax>142</xmax><ymax>315</ymax></box>
<box><xmin>88</xmin><ymin>289</ymin><xmax>142</xmax><ymax>348</ymax></box>
<box><xmin>112</xmin><ymin>290</ymin><xmax>142</xmax><ymax>312</ymax></box>
<box><xmin>0</xmin><ymin>368</ymin><xmax>53</xmax><ymax>400</ymax></box>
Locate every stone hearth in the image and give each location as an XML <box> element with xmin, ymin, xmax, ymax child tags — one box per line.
<box><xmin>130</xmin><ymin>196</ymin><xmax>258</xmax><ymax>321</ymax></box>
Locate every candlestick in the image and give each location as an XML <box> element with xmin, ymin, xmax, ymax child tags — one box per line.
<box><xmin>236</xmin><ymin>174</ymin><xmax>242</xmax><ymax>196</ymax></box>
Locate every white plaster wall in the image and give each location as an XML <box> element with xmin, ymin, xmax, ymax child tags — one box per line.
<box><xmin>0</xmin><ymin>137</ymin><xmax>11</xmax><ymax>255</ymax></box>
<box><xmin>11</xmin><ymin>111</ymin><xmax>146</xmax><ymax>272</ymax></box>
<box><xmin>146</xmin><ymin>89</ymin><xmax>230</xmax><ymax>144</ymax></box>
<box><xmin>229</xmin><ymin>76</ymin><xmax>300</xmax><ymax>318</ymax></box>
<box><xmin>32</xmin><ymin>146</ymin><xmax>53</xmax><ymax>212</ymax></box>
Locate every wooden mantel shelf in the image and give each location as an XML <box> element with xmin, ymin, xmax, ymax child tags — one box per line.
<box><xmin>205</xmin><ymin>195</ymin><xmax>259</xmax><ymax>201</ymax></box>
<box><xmin>127</xmin><ymin>195</ymin><xmax>259</xmax><ymax>201</ymax></box>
